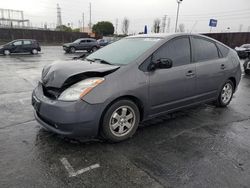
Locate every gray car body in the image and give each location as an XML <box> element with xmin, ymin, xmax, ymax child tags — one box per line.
<box><xmin>32</xmin><ymin>33</ymin><xmax>242</xmax><ymax>139</ymax></box>
<box><xmin>63</xmin><ymin>38</ymin><xmax>99</xmax><ymax>52</ymax></box>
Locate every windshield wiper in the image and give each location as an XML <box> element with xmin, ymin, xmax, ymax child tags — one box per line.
<box><xmin>87</xmin><ymin>58</ymin><xmax>113</xmax><ymax>65</ymax></box>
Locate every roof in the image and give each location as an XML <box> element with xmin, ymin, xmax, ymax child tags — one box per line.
<box><xmin>126</xmin><ymin>33</ymin><xmax>205</xmax><ymax>39</ymax></box>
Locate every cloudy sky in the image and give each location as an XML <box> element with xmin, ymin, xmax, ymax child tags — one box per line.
<box><xmin>1</xmin><ymin>0</ymin><xmax>250</xmax><ymax>33</ymax></box>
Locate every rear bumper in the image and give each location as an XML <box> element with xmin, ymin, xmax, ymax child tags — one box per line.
<box><xmin>32</xmin><ymin>84</ymin><xmax>104</xmax><ymax>138</ymax></box>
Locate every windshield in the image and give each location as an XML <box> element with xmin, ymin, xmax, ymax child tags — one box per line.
<box><xmin>73</xmin><ymin>39</ymin><xmax>82</xmax><ymax>43</ymax></box>
<box><xmin>87</xmin><ymin>38</ymin><xmax>161</xmax><ymax>65</ymax></box>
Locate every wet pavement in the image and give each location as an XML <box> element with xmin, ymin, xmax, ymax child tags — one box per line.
<box><xmin>0</xmin><ymin>46</ymin><xmax>250</xmax><ymax>188</ymax></box>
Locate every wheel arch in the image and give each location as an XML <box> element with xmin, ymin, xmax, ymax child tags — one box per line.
<box><xmin>228</xmin><ymin>77</ymin><xmax>236</xmax><ymax>92</ymax></box>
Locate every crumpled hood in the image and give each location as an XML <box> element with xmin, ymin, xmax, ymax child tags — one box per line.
<box><xmin>41</xmin><ymin>60</ymin><xmax>119</xmax><ymax>88</ymax></box>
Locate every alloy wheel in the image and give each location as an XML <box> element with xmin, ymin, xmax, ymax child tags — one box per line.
<box><xmin>221</xmin><ymin>83</ymin><xmax>233</xmax><ymax>104</ymax></box>
<box><xmin>109</xmin><ymin>106</ymin><xmax>136</xmax><ymax>137</ymax></box>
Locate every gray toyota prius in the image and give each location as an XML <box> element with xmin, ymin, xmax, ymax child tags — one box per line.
<box><xmin>32</xmin><ymin>33</ymin><xmax>241</xmax><ymax>142</ymax></box>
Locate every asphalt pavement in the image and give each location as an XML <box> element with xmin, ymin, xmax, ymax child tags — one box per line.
<box><xmin>0</xmin><ymin>46</ymin><xmax>250</xmax><ymax>188</ymax></box>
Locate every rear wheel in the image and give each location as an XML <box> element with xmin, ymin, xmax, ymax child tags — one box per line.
<box><xmin>3</xmin><ymin>50</ymin><xmax>10</xmax><ymax>55</ymax></box>
<box><xmin>92</xmin><ymin>46</ymin><xmax>98</xmax><ymax>52</ymax></box>
<box><xmin>101</xmin><ymin>100</ymin><xmax>140</xmax><ymax>142</ymax></box>
<box><xmin>70</xmin><ymin>47</ymin><xmax>76</xmax><ymax>53</ymax></box>
<box><xmin>31</xmin><ymin>49</ymin><xmax>38</xmax><ymax>54</ymax></box>
<box><xmin>215</xmin><ymin>80</ymin><xmax>234</xmax><ymax>107</ymax></box>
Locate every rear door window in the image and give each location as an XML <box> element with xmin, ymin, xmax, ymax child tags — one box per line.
<box><xmin>193</xmin><ymin>37</ymin><xmax>219</xmax><ymax>62</ymax></box>
<box><xmin>23</xmin><ymin>40</ymin><xmax>32</xmax><ymax>45</ymax></box>
<box><xmin>216</xmin><ymin>43</ymin><xmax>229</xmax><ymax>57</ymax></box>
<box><xmin>153</xmin><ymin>37</ymin><xmax>191</xmax><ymax>67</ymax></box>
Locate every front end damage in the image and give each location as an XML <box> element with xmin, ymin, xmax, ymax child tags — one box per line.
<box><xmin>32</xmin><ymin>60</ymin><xmax>119</xmax><ymax>138</ymax></box>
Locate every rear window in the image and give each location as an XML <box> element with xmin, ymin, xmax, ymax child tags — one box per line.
<box><xmin>193</xmin><ymin>37</ymin><xmax>219</xmax><ymax>62</ymax></box>
<box><xmin>217</xmin><ymin>43</ymin><xmax>229</xmax><ymax>57</ymax></box>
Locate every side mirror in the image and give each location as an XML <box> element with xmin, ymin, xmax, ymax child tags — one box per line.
<box><xmin>148</xmin><ymin>58</ymin><xmax>173</xmax><ymax>71</ymax></box>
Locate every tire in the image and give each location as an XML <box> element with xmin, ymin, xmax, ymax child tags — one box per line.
<box><xmin>70</xmin><ymin>47</ymin><xmax>76</xmax><ymax>53</ymax></box>
<box><xmin>215</xmin><ymin>80</ymin><xmax>234</xmax><ymax>107</ymax></box>
<box><xmin>101</xmin><ymin>99</ymin><xmax>140</xmax><ymax>142</ymax></box>
<box><xmin>245</xmin><ymin>69</ymin><xmax>250</xmax><ymax>75</ymax></box>
<box><xmin>31</xmin><ymin>49</ymin><xmax>38</xmax><ymax>54</ymax></box>
<box><xmin>91</xmin><ymin>46</ymin><xmax>98</xmax><ymax>52</ymax></box>
<box><xmin>3</xmin><ymin>50</ymin><xmax>10</xmax><ymax>55</ymax></box>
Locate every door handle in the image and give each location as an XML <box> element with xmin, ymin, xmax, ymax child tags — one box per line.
<box><xmin>186</xmin><ymin>70</ymin><xmax>195</xmax><ymax>77</ymax></box>
<box><xmin>221</xmin><ymin>64</ymin><xmax>226</xmax><ymax>70</ymax></box>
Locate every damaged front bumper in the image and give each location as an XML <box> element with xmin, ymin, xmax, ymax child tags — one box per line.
<box><xmin>32</xmin><ymin>83</ymin><xmax>104</xmax><ymax>138</ymax></box>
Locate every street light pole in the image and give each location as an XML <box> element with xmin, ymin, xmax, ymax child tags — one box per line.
<box><xmin>175</xmin><ymin>0</ymin><xmax>183</xmax><ymax>33</ymax></box>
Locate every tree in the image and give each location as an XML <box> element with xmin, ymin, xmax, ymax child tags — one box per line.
<box><xmin>72</xmin><ymin>28</ymin><xmax>80</xmax><ymax>32</ymax></box>
<box><xmin>122</xmin><ymin>17</ymin><xmax>129</xmax><ymax>35</ymax></box>
<box><xmin>92</xmin><ymin>21</ymin><xmax>114</xmax><ymax>36</ymax></box>
<box><xmin>179</xmin><ymin>23</ymin><xmax>185</xmax><ymax>32</ymax></box>
<box><xmin>56</xmin><ymin>25</ymin><xmax>72</xmax><ymax>32</ymax></box>
<box><xmin>153</xmin><ymin>19</ymin><xmax>161</xmax><ymax>33</ymax></box>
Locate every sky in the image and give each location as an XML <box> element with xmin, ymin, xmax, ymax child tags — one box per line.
<box><xmin>1</xmin><ymin>0</ymin><xmax>250</xmax><ymax>34</ymax></box>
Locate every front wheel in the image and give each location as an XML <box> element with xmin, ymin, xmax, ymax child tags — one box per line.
<box><xmin>101</xmin><ymin>100</ymin><xmax>140</xmax><ymax>142</ymax></box>
<box><xmin>70</xmin><ymin>47</ymin><xmax>76</xmax><ymax>53</ymax></box>
<box><xmin>215</xmin><ymin>80</ymin><xmax>234</xmax><ymax>107</ymax></box>
<box><xmin>3</xmin><ymin>50</ymin><xmax>10</xmax><ymax>55</ymax></box>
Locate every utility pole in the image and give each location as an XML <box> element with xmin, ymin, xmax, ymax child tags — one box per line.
<box><xmin>239</xmin><ymin>24</ymin><xmax>243</xmax><ymax>32</ymax></box>
<box><xmin>89</xmin><ymin>2</ymin><xmax>92</xmax><ymax>31</ymax></box>
<box><xmin>175</xmin><ymin>0</ymin><xmax>183</xmax><ymax>32</ymax></box>
<box><xmin>115</xmin><ymin>18</ymin><xmax>118</xmax><ymax>34</ymax></box>
<box><xmin>56</xmin><ymin>4</ymin><xmax>62</xmax><ymax>27</ymax></box>
<box><xmin>161</xmin><ymin>15</ymin><xmax>167</xmax><ymax>33</ymax></box>
<box><xmin>166</xmin><ymin>17</ymin><xmax>171</xmax><ymax>33</ymax></box>
<box><xmin>82</xmin><ymin>12</ymin><xmax>84</xmax><ymax>32</ymax></box>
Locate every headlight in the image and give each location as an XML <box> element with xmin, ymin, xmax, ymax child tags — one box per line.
<box><xmin>58</xmin><ymin>77</ymin><xmax>105</xmax><ymax>101</ymax></box>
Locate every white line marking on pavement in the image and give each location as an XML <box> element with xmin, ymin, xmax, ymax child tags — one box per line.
<box><xmin>60</xmin><ymin>157</ymin><xmax>100</xmax><ymax>177</ymax></box>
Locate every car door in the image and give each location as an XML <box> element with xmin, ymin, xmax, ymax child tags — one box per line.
<box><xmin>77</xmin><ymin>40</ymin><xmax>86</xmax><ymax>50</ymax></box>
<box><xmin>191</xmin><ymin>36</ymin><xmax>227</xmax><ymax>101</ymax></box>
<box><xmin>22</xmin><ymin>40</ymin><xmax>32</xmax><ymax>52</ymax></box>
<box><xmin>12</xmin><ymin>40</ymin><xmax>23</xmax><ymax>53</ymax></box>
<box><xmin>148</xmin><ymin>36</ymin><xmax>196</xmax><ymax>116</ymax></box>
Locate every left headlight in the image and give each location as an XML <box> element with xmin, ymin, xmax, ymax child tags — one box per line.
<box><xmin>58</xmin><ymin>77</ymin><xmax>105</xmax><ymax>101</ymax></box>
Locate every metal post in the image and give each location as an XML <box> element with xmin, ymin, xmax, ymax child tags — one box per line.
<box><xmin>89</xmin><ymin>3</ymin><xmax>92</xmax><ymax>31</ymax></box>
<box><xmin>82</xmin><ymin>12</ymin><xmax>84</xmax><ymax>32</ymax></box>
<box><xmin>175</xmin><ymin>2</ymin><xmax>180</xmax><ymax>32</ymax></box>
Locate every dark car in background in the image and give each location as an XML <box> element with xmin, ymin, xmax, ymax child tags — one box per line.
<box><xmin>97</xmin><ymin>39</ymin><xmax>109</xmax><ymax>47</ymax></box>
<box><xmin>0</xmin><ymin>39</ymin><xmax>41</xmax><ymax>55</ymax></box>
<box><xmin>235</xmin><ymin>44</ymin><xmax>250</xmax><ymax>59</ymax></box>
<box><xmin>32</xmin><ymin>33</ymin><xmax>241</xmax><ymax>142</ymax></box>
<box><xmin>63</xmin><ymin>38</ymin><xmax>100</xmax><ymax>53</ymax></box>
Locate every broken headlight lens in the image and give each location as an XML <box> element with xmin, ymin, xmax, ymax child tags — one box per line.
<box><xmin>58</xmin><ymin>77</ymin><xmax>105</xmax><ymax>101</ymax></box>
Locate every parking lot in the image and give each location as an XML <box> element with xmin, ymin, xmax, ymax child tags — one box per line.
<box><xmin>0</xmin><ymin>46</ymin><xmax>250</xmax><ymax>188</ymax></box>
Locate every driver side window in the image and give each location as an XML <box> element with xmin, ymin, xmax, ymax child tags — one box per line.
<box><xmin>153</xmin><ymin>37</ymin><xmax>191</xmax><ymax>67</ymax></box>
<box><xmin>13</xmin><ymin>41</ymin><xmax>22</xmax><ymax>46</ymax></box>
